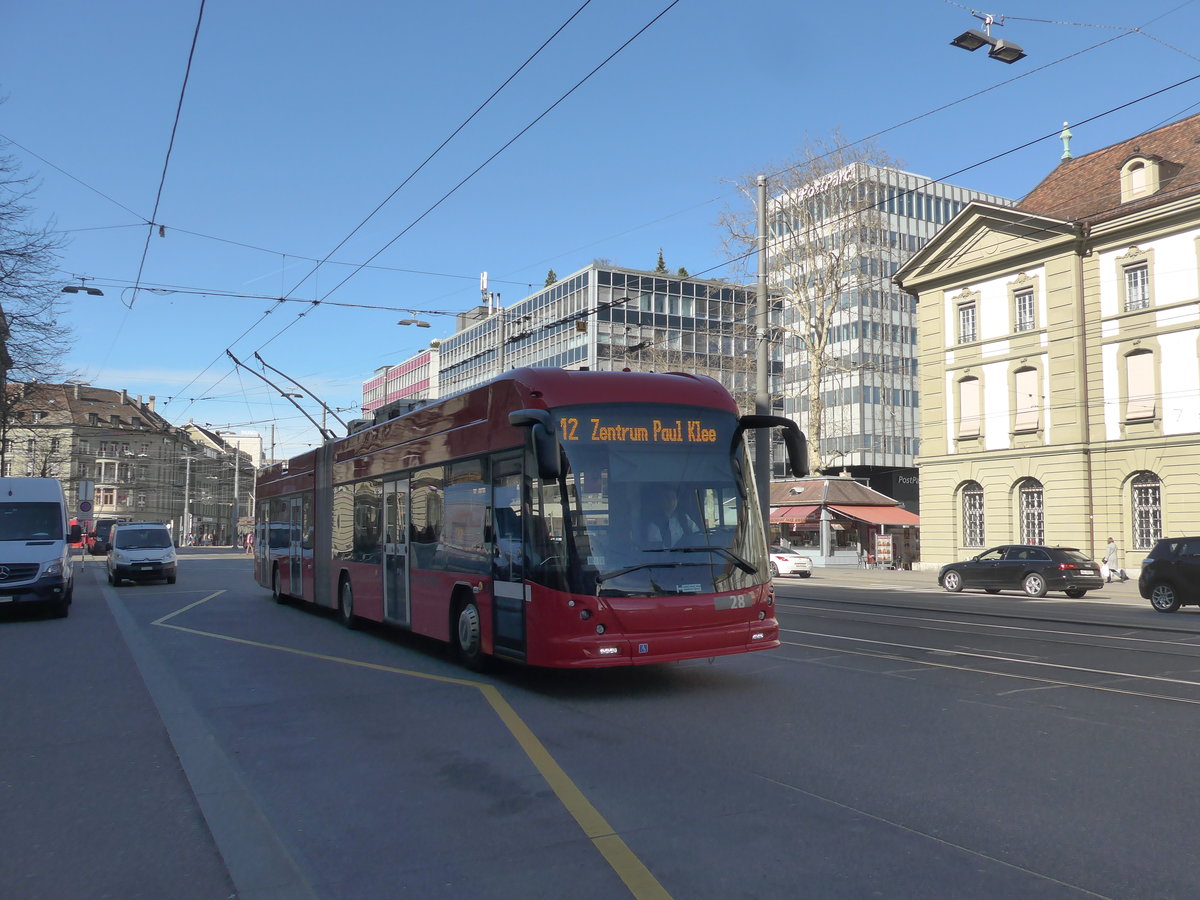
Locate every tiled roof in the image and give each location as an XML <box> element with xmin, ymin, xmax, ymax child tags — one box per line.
<box><xmin>9</xmin><ymin>383</ymin><xmax>174</xmax><ymax>431</ymax></box>
<box><xmin>1018</xmin><ymin>111</ymin><xmax>1200</xmax><ymax>222</ymax></box>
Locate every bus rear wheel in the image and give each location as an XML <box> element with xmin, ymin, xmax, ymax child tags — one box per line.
<box><xmin>271</xmin><ymin>566</ymin><xmax>286</xmax><ymax>604</ymax></box>
<box><xmin>338</xmin><ymin>578</ymin><xmax>359</xmax><ymax>629</ymax></box>
<box><xmin>455</xmin><ymin>599</ymin><xmax>486</xmax><ymax>671</ymax></box>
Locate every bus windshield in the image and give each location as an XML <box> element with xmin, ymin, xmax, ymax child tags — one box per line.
<box><xmin>526</xmin><ymin>403</ymin><xmax>767</xmax><ymax>596</ymax></box>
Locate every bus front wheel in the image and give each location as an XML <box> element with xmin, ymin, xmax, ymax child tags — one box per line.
<box><xmin>455</xmin><ymin>599</ymin><xmax>486</xmax><ymax>671</ymax></box>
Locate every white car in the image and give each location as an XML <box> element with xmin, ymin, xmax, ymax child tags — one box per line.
<box><xmin>768</xmin><ymin>546</ymin><xmax>813</xmax><ymax>578</ymax></box>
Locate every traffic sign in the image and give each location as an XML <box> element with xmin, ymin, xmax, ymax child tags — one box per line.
<box><xmin>78</xmin><ymin>500</ymin><xmax>93</xmax><ymax>514</ymax></box>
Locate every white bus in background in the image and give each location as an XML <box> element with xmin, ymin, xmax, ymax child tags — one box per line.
<box><xmin>0</xmin><ymin>478</ymin><xmax>82</xmax><ymax>618</ymax></box>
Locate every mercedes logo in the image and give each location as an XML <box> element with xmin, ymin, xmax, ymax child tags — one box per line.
<box><xmin>0</xmin><ymin>566</ymin><xmax>10</xmax><ymax>580</ymax></box>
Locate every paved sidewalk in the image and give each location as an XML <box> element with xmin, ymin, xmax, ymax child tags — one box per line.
<box><xmin>787</xmin><ymin>563</ymin><xmax>1146</xmax><ymax>605</ymax></box>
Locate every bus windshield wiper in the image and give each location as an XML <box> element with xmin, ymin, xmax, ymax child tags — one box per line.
<box><xmin>663</xmin><ymin>546</ymin><xmax>755</xmax><ymax>574</ymax></box>
<box><xmin>596</xmin><ymin>560</ymin><xmax>708</xmax><ymax>583</ymax></box>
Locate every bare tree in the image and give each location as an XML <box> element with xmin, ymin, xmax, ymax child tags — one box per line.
<box><xmin>0</xmin><ymin>147</ymin><xmax>76</xmax><ymax>385</ymax></box>
<box><xmin>720</xmin><ymin>132</ymin><xmax>899</xmax><ymax>472</ymax></box>
<box><xmin>619</xmin><ymin>318</ymin><xmax>758</xmax><ymax>414</ymax></box>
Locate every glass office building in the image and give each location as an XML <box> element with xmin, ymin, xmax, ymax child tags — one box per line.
<box><xmin>770</xmin><ymin>164</ymin><xmax>1012</xmax><ymax>506</ymax></box>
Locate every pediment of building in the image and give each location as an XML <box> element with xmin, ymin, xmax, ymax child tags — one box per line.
<box><xmin>898</xmin><ymin>203</ymin><xmax>1073</xmax><ymax>287</ymax></box>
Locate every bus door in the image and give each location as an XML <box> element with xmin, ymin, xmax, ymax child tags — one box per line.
<box><xmin>383</xmin><ymin>478</ymin><xmax>411</xmax><ymax>626</ymax></box>
<box><xmin>289</xmin><ymin>497</ymin><xmax>304</xmax><ymax>599</ymax></box>
<box><xmin>491</xmin><ymin>452</ymin><xmax>526</xmax><ymax>659</ymax></box>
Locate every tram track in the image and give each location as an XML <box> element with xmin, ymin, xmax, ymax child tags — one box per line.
<box><xmin>772</xmin><ymin>589</ymin><xmax>1200</xmax><ymax>706</ymax></box>
<box><xmin>776</xmin><ymin>596</ymin><xmax>1200</xmax><ymax>660</ymax></box>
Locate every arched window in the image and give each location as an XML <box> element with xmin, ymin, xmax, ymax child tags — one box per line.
<box><xmin>1132</xmin><ymin>472</ymin><xmax>1162</xmax><ymax>550</ymax></box>
<box><xmin>1018</xmin><ymin>478</ymin><xmax>1044</xmax><ymax>545</ymax></box>
<box><xmin>961</xmin><ymin>482</ymin><xmax>984</xmax><ymax>547</ymax></box>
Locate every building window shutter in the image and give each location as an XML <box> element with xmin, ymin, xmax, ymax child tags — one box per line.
<box><xmin>958</xmin><ymin>377</ymin><xmax>981</xmax><ymax>438</ymax></box>
<box><xmin>1125</xmin><ymin>350</ymin><xmax>1156</xmax><ymax>420</ymax></box>
<box><xmin>1014</xmin><ymin>368</ymin><xmax>1040</xmax><ymax>433</ymax></box>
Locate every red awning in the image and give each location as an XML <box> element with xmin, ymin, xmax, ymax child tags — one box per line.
<box><xmin>770</xmin><ymin>504</ymin><xmax>820</xmax><ymax>523</ymax></box>
<box><xmin>827</xmin><ymin>504</ymin><xmax>920</xmax><ymax>526</ymax></box>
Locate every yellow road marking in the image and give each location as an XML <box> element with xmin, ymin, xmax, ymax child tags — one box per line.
<box><xmin>152</xmin><ymin>594</ymin><xmax>671</xmax><ymax>898</ymax></box>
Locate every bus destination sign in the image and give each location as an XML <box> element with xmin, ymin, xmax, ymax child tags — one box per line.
<box><xmin>559</xmin><ymin>415</ymin><xmax>719</xmax><ymax>444</ymax></box>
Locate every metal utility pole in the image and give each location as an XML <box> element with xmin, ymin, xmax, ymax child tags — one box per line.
<box><xmin>231</xmin><ymin>452</ymin><xmax>240</xmax><ymax>546</ymax></box>
<box><xmin>182</xmin><ymin>455</ymin><xmax>194</xmax><ymax>542</ymax></box>
<box><xmin>755</xmin><ymin>174</ymin><xmax>772</xmax><ymax>524</ymax></box>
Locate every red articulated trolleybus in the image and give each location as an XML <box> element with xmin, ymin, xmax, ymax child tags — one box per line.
<box><xmin>253</xmin><ymin>367</ymin><xmax>807</xmax><ymax>669</ymax></box>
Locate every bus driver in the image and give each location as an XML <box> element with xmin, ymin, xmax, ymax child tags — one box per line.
<box><xmin>642</xmin><ymin>485</ymin><xmax>695</xmax><ymax>548</ymax></box>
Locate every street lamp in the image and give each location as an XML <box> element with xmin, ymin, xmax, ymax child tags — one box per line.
<box><xmin>398</xmin><ymin>317</ymin><xmax>431</xmax><ymax>327</ymax></box>
<box><xmin>61</xmin><ymin>277</ymin><xmax>104</xmax><ymax>296</ymax></box>
<box><xmin>950</xmin><ymin>13</ymin><xmax>1026</xmax><ymax>63</ymax></box>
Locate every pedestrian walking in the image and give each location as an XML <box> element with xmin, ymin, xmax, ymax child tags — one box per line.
<box><xmin>1104</xmin><ymin>536</ymin><xmax>1128</xmax><ymax>582</ymax></box>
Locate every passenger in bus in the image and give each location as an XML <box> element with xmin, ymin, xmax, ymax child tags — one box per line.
<box><xmin>493</xmin><ymin>506</ymin><xmax>523</xmax><ymax>578</ymax></box>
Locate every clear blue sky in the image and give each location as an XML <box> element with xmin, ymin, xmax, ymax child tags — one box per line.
<box><xmin>3</xmin><ymin>0</ymin><xmax>1199</xmax><ymax>457</ymax></box>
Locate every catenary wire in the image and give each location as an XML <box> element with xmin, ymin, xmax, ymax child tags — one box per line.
<box><xmin>27</xmin><ymin>5</ymin><xmax>1199</xmax><ymax>445</ymax></box>
<box><xmin>277</xmin><ymin>0</ymin><xmax>596</xmax><ymax>304</ymax></box>
<box><xmin>125</xmin><ymin>0</ymin><xmax>207</xmax><ymax>310</ymax></box>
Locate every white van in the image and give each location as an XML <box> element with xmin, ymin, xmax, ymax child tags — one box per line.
<box><xmin>0</xmin><ymin>477</ymin><xmax>82</xmax><ymax>618</ymax></box>
<box><xmin>106</xmin><ymin>521</ymin><xmax>177</xmax><ymax>585</ymax></box>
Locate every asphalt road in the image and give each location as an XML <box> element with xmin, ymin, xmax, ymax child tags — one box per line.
<box><xmin>4</xmin><ymin>552</ymin><xmax>1199</xmax><ymax>899</ymax></box>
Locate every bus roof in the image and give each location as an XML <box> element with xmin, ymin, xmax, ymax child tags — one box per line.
<box><xmin>257</xmin><ymin>367</ymin><xmax>742</xmax><ymax>490</ymax></box>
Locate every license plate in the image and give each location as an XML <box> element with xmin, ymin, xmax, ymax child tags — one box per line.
<box><xmin>138</xmin><ymin>565</ymin><xmax>154</xmax><ymax>571</ymax></box>
<box><xmin>1080</xmin><ymin>569</ymin><xmax>1096</xmax><ymax>576</ymax></box>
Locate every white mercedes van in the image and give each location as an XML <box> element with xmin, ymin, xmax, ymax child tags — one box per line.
<box><xmin>0</xmin><ymin>477</ymin><xmax>81</xmax><ymax>618</ymax></box>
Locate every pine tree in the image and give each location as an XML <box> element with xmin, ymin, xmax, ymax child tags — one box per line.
<box><xmin>654</xmin><ymin>249</ymin><xmax>667</xmax><ymax>273</ymax></box>
<box><xmin>544</xmin><ymin>269</ymin><xmax>557</xmax><ymax>287</ymax></box>
<box><xmin>676</xmin><ymin>267</ymin><xmax>689</xmax><ymax>278</ymax></box>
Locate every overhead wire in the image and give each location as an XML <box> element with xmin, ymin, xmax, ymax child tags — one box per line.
<box><xmin>167</xmin><ymin>0</ymin><xmax>624</xmax><ymax>423</ymax></box>
<box><xmin>125</xmin><ymin>0</ymin><xmax>207</xmax><ymax>310</ymax></box>
<box><xmin>162</xmin><ymin>27</ymin><xmax>1200</xmax><ymax>444</ymax></box>
<box><xmin>276</xmin><ymin>0</ymin><xmax>597</xmax><ymax>304</ymax></box>
<box><xmin>21</xmin><ymin>4</ymin><xmax>1200</xmax><ymax>449</ymax></box>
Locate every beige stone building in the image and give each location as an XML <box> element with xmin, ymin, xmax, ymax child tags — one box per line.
<box><xmin>0</xmin><ymin>382</ymin><xmax>255</xmax><ymax>543</ymax></box>
<box><xmin>896</xmin><ymin>113</ymin><xmax>1200</xmax><ymax>572</ymax></box>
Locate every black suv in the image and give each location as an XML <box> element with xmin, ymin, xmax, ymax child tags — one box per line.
<box><xmin>1139</xmin><ymin>537</ymin><xmax>1200</xmax><ymax>612</ymax></box>
<box><xmin>938</xmin><ymin>544</ymin><xmax>1104</xmax><ymax>598</ymax></box>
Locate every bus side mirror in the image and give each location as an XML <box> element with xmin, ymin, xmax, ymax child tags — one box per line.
<box><xmin>69</xmin><ymin>524</ymin><xmax>83</xmax><ymax>542</ymax></box>
<box><xmin>734</xmin><ymin>414</ymin><xmax>809</xmax><ymax>477</ymax></box>
<box><xmin>509</xmin><ymin>409</ymin><xmax>561</xmax><ymax>480</ymax></box>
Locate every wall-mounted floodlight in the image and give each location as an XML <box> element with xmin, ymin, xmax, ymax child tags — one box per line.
<box><xmin>951</xmin><ymin>13</ymin><xmax>1026</xmax><ymax>64</ymax></box>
